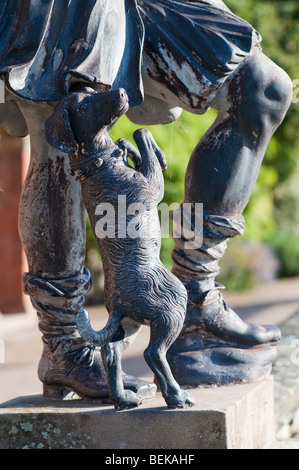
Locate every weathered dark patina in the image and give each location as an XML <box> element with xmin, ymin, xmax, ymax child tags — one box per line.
<box><xmin>45</xmin><ymin>87</ymin><xmax>195</xmax><ymax>409</ymax></box>
<box><xmin>0</xmin><ymin>0</ymin><xmax>293</xmax><ymax>396</ymax></box>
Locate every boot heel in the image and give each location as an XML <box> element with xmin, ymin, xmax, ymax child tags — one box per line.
<box><xmin>43</xmin><ymin>384</ymin><xmax>66</xmax><ymax>399</ymax></box>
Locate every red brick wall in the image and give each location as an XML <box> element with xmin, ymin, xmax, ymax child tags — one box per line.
<box><xmin>0</xmin><ymin>127</ymin><xmax>29</xmax><ymax>313</ymax></box>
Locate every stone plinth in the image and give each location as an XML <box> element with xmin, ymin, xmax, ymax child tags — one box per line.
<box><xmin>0</xmin><ymin>377</ymin><xmax>275</xmax><ymax>449</ymax></box>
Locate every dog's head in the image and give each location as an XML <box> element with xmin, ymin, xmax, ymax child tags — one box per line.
<box><xmin>45</xmin><ymin>88</ymin><xmax>129</xmax><ymax>155</ymax></box>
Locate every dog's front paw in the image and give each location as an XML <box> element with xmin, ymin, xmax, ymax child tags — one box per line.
<box><xmin>166</xmin><ymin>390</ymin><xmax>195</xmax><ymax>409</ymax></box>
<box><xmin>114</xmin><ymin>390</ymin><xmax>142</xmax><ymax>410</ymax></box>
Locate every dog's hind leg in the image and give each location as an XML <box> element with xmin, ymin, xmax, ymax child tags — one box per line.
<box><xmin>144</xmin><ymin>315</ymin><xmax>195</xmax><ymax>409</ymax></box>
<box><xmin>101</xmin><ymin>320</ymin><xmax>144</xmax><ymax>410</ymax></box>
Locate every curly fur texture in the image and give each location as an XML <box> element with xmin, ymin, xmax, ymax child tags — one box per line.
<box><xmin>45</xmin><ymin>88</ymin><xmax>195</xmax><ymax>409</ymax></box>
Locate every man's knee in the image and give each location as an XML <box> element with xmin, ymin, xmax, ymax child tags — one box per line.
<box><xmin>244</xmin><ymin>51</ymin><xmax>292</xmax><ymax>119</ymax></box>
<box><xmin>229</xmin><ymin>49</ymin><xmax>292</xmax><ymax>125</ymax></box>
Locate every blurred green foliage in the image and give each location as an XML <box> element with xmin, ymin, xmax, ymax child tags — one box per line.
<box><xmin>86</xmin><ymin>0</ymin><xmax>299</xmax><ymax>299</ymax></box>
<box><xmin>224</xmin><ymin>0</ymin><xmax>299</xmax><ymax>287</ymax></box>
<box><xmin>109</xmin><ymin>109</ymin><xmax>217</xmax><ymax>271</ymax></box>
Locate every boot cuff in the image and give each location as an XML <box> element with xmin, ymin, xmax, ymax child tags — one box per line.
<box><xmin>23</xmin><ymin>268</ymin><xmax>92</xmax><ymax>299</ymax></box>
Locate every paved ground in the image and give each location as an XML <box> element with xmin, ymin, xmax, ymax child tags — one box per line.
<box><xmin>1</xmin><ymin>276</ymin><xmax>299</xmax><ymax>406</ymax></box>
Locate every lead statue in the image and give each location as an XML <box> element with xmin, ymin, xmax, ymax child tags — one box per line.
<box><xmin>0</xmin><ymin>1</ymin><xmax>292</xmax><ymax>400</ymax></box>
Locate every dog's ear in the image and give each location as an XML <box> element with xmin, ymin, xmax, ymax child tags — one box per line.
<box><xmin>45</xmin><ymin>98</ymin><xmax>79</xmax><ymax>155</ymax></box>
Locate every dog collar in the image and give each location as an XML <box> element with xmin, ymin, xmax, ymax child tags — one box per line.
<box><xmin>70</xmin><ymin>147</ymin><xmax>123</xmax><ymax>181</ymax></box>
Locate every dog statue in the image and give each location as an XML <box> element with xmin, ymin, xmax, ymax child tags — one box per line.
<box><xmin>45</xmin><ymin>87</ymin><xmax>195</xmax><ymax>410</ymax></box>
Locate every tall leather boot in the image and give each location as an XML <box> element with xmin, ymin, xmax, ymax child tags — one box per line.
<box><xmin>167</xmin><ymin>208</ymin><xmax>281</xmax><ymax>386</ymax></box>
<box><xmin>23</xmin><ymin>269</ymin><xmax>155</xmax><ymax>400</ymax></box>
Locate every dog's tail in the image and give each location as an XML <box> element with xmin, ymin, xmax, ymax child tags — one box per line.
<box><xmin>77</xmin><ymin>307</ymin><xmax>122</xmax><ymax>348</ymax></box>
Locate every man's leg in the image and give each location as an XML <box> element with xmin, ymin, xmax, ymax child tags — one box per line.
<box><xmin>16</xmin><ymin>97</ymin><xmax>110</xmax><ymax>398</ymax></box>
<box><xmin>167</xmin><ymin>49</ymin><xmax>293</xmax><ymax>385</ymax></box>
<box><xmin>15</xmin><ymin>96</ymin><xmax>155</xmax><ymax>399</ymax></box>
